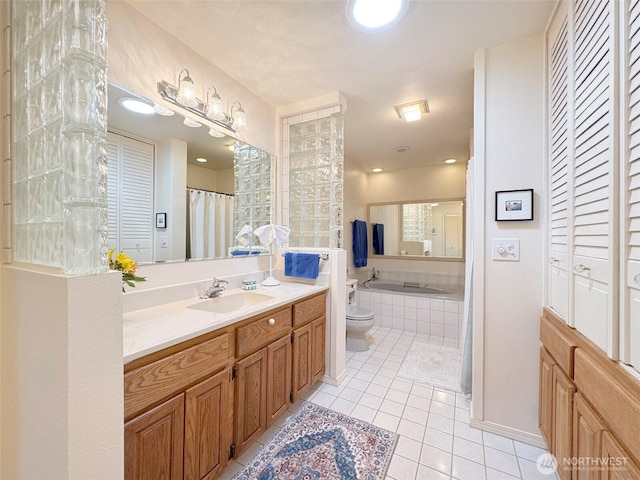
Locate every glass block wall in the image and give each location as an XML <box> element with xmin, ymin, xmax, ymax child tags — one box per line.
<box><xmin>11</xmin><ymin>0</ymin><xmax>108</xmax><ymax>274</ymax></box>
<box><xmin>402</xmin><ymin>203</ymin><xmax>433</xmax><ymax>242</ymax></box>
<box><xmin>287</xmin><ymin>113</ymin><xmax>344</xmax><ymax>249</ymax></box>
<box><xmin>233</xmin><ymin>142</ymin><xmax>274</xmax><ymax>236</ymax></box>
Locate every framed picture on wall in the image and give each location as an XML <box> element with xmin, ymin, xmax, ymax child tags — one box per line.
<box><xmin>495</xmin><ymin>189</ymin><xmax>534</xmax><ymax>221</ymax></box>
<box><xmin>155</xmin><ymin>212</ymin><xmax>167</xmax><ymax>228</ymax></box>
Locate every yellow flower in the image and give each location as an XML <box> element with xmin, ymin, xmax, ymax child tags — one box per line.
<box><xmin>117</xmin><ymin>252</ymin><xmax>136</xmax><ymax>273</ymax></box>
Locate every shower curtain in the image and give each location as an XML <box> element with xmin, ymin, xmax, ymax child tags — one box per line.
<box><xmin>188</xmin><ymin>189</ymin><xmax>235</xmax><ymax>259</ymax></box>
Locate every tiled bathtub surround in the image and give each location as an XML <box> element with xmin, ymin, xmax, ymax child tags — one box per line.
<box><xmin>375</xmin><ymin>269</ymin><xmax>465</xmax><ymax>288</ymax></box>
<box><xmin>358</xmin><ymin>288</ymin><xmax>464</xmax><ymax>342</ymax></box>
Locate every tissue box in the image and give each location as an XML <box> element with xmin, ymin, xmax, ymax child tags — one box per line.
<box><xmin>242</xmin><ymin>280</ymin><xmax>257</xmax><ymax>291</ymax></box>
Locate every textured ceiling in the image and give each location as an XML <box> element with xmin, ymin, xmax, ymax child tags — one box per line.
<box><xmin>125</xmin><ymin>0</ymin><xmax>555</xmax><ymax>171</ymax></box>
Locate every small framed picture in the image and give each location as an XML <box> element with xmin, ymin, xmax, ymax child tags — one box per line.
<box><xmin>155</xmin><ymin>212</ymin><xmax>167</xmax><ymax>228</ymax></box>
<box><xmin>495</xmin><ymin>189</ymin><xmax>534</xmax><ymax>221</ymax></box>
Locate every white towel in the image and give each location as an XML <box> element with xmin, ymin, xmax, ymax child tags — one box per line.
<box><xmin>254</xmin><ymin>224</ymin><xmax>291</xmax><ymax>247</ymax></box>
<box><xmin>235</xmin><ymin>224</ymin><xmax>253</xmax><ymax>246</ymax></box>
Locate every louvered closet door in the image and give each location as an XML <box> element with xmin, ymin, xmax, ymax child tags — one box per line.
<box><xmin>107</xmin><ymin>132</ymin><xmax>155</xmax><ymax>264</ymax></box>
<box><xmin>548</xmin><ymin>7</ymin><xmax>571</xmax><ymax>321</ymax></box>
<box><xmin>571</xmin><ymin>0</ymin><xmax>617</xmax><ymax>356</ymax></box>
<box><xmin>624</xmin><ymin>0</ymin><xmax>640</xmax><ymax>370</ymax></box>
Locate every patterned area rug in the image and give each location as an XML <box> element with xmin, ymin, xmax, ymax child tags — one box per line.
<box><xmin>232</xmin><ymin>402</ymin><xmax>398</xmax><ymax>480</ymax></box>
<box><xmin>397</xmin><ymin>341</ymin><xmax>462</xmax><ymax>392</ymax></box>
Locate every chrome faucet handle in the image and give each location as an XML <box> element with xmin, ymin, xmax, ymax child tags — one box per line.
<box><xmin>212</xmin><ymin>277</ymin><xmax>229</xmax><ymax>287</ymax></box>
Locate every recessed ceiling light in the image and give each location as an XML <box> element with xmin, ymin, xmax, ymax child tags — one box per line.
<box><xmin>183</xmin><ymin>117</ymin><xmax>202</xmax><ymax>128</ymax></box>
<box><xmin>118</xmin><ymin>97</ymin><xmax>155</xmax><ymax>115</ymax></box>
<box><xmin>372</xmin><ymin>168</ymin><xmax>383</xmax><ymax>173</ymax></box>
<box><xmin>395</xmin><ymin>100</ymin><xmax>429</xmax><ymax>122</ymax></box>
<box><xmin>444</xmin><ymin>158</ymin><xmax>457</xmax><ymax>164</ymax></box>
<box><xmin>196</xmin><ymin>157</ymin><xmax>207</xmax><ymax>163</ymax></box>
<box><xmin>153</xmin><ymin>103</ymin><xmax>175</xmax><ymax>116</ymax></box>
<box><xmin>430</xmin><ymin>203</ymin><xmax>440</xmax><ymax>207</ymax></box>
<box><xmin>394</xmin><ymin>145</ymin><xmax>411</xmax><ymax>153</ymax></box>
<box><xmin>347</xmin><ymin>0</ymin><xmax>407</xmax><ymax>31</ymax></box>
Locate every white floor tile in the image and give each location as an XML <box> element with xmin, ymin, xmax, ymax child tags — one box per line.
<box><xmin>354</xmin><ymin>370</ymin><xmax>376</xmax><ymax>383</ymax></box>
<box><xmin>453</xmin><ymin>437</ymin><xmax>485</xmax><ymax>464</ymax></box>
<box><xmin>386</xmin><ymin>388</ymin><xmax>410</xmax><ymax>404</ymax></box>
<box><xmin>486</xmin><ymin>467</ymin><xmax>522</xmax><ymax>480</ymax></box>
<box><xmin>347</xmin><ymin>377</ymin><xmax>371</xmax><ymax>392</ymax></box>
<box><xmin>514</xmin><ymin>441</ymin><xmax>547</xmax><ymax>462</ymax></box>
<box><xmin>350</xmin><ymin>404</ymin><xmax>377</xmax><ymax>423</ymax></box>
<box><xmin>311</xmin><ymin>391</ymin><xmax>336</xmax><ymax>408</ymax></box>
<box><xmin>330</xmin><ymin>397</ymin><xmax>356</xmax><ymax>415</ymax></box>
<box><xmin>455</xmin><ymin>407</ymin><xmax>470</xmax><ymax>423</ymax></box>
<box><xmin>397</xmin><ymin>419</ymin><xmax>426</xmax><ymax>442</ymax></box>
<box><xmin>420</xmin><ymin>444</ymin><xmax>452</xmax><ymax>476</ymax></box>
<box><xmin>416</xmin><ymin>464</ymin><xmax>453</xmax><ymax>480</ymax></box>
<box><xmin>519</xmin><ymin>457</ymin><xmax>559</xmax><ymax>480</ymax></box>
<box><xmin>484</xmin><ymin>447</ymin><xmax>521</xmax><ymax>477</ymax></box>
<box><xmin>235</xmin><ymin>441</ymin><xmax>263</xmax><ymax>466</ymax></box>
<box><xmin>358</xmin><ymin>392</ymin><xmax>384</xmax><ymax>410</ymax></box>
<box><xmin>407</xmin><ymin>393</ymin><xmax>431</xmax><ymax>411</ymax></box>
<box><xmin>366</xmin><ymin>383</ymin><xmax>390</xmax><ymax>398</ymax></box>
<box><xmin>412</xmin><ymin>383</ymin><xmax>434</xmax><ymax>397</ymax></box>
<box><xmin>483</xmin><ymin>432</ymin><xmax>516</xmax><ymax>454</ymax></box>
<box><xmin>390</xmin><ymin>378</ymin><xmax>413</xmax><ymax>393</ymax></box>
<box><xmin>433</xmin><ymin>389</ymin><xmax>457</xmax><ymax>406</ymax></box>
<box><xmin>378</xmin><ymin>367</ymin><xmax>399</xmax><ymax>378</ymax></box>
<box><xmin>452</xmin><ymin>455</ymin><xmax>486</xmax><ymax>480</ymax></box>
<box><xmin>402</xmin><ymin>405</ymin><xmax>429</xmax><ymax>425</ymax></box>
<box><xmin>424</xmin><ymin>427</ymin><xmax>454</xmax><ymax>453</ymax></box>
<box><xmin>454</xmin><ymin>420</ymin><xmax>483</xmax><ymax>444</ymax></box>
<box><xmin>395</xmin><ymin>435</ymin><xmax>423</xmax><ymax>462</ymax></box>
<box><xmin>371</xmin><ymin>375</ymin><xmax>394</xmax><ymax>387</ymax></box>
<box><xmin>360</xmin><ymin>363</ymin><xmax>381</xmax><ymax>374</ymax></box>
<box><xmin>431</xmin><ymin>401</ymin><xmax>456</xmax><ymax>419</ymax></box>
<box><xmin>387</xmin><ymin>453</ymin><xmax>418</xmax><ymax>480</ymax></box>
<box><xmin>373</xmin><ymin>411</ymin><xmax>401</xmax><ymax>432</ymax></box>
<box><xmin>338</xmin><ymin>386</ymin><xmax>364</xmax><ymax>403</ymax></box>
<box><xmin>380</xmin><ymin>398</ymin><xmax>406</xmax><ymax>417</ymax></box>
<box><xmin>427</xmin><ymin>413</ymin><xmax>455</xmax><ymax>435</ymax></box>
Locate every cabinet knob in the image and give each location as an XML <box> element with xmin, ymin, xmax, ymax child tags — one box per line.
<box><xmin>634</xmin><ymin>273</ymin><xmax>640</xmax><ymax>286</ymax></box>
<box><xmin>573</xmin><ymin>264</ymin><xmax>591</xmax><ymax>274</ymax></box>
<box><xmin>549</xmin><ymin>257</ymin><xmax>559</xmax><ymax>265</ymax></box>
<box><xmin>268</xmin><ymin>318</ymin><xmax>276</xmax><ymax>325</ymax></box>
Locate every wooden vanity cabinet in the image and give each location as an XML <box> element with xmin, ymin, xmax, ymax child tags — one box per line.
<box><xmin>292</xmin><ymin>292</ymin><xmax>327</xmax><ymax>402</ymax></box>
<box><xmin>125</xmin><ymin>290</ymin><xmax>327</xmax><ymax>479</ymax></box>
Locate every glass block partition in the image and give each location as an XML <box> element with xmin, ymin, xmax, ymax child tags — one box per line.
<box><xmin>233</xmin><ymin>142</ymin><xmax>274</xmax><ymax>235</ymax></box>
<box><xmin>287</xmin><ymin>114</ymin><xmax>344</xmax><ymax>249</ymax></box>
<box><xmin>11</xmin><ymin>0</ymin><xmax>108</xmax><ymax>274</ymax></box>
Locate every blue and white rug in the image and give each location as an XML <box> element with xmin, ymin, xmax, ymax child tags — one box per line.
<box><xmin>232</xmin><ymin>402</ymin><xmax>398</xmax><ymax>480</ymax></box>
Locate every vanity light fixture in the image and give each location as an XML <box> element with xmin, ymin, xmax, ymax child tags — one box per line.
<box><xmin>226</xmin><ymin>143</ymin><xmax>235</xmax><ymax>152</ymax></box>
<box><xmin>118</xmin><ymin>97</ymin><xmax>155</xmax><ymax>115</ymax></box>
<box><xmin>208</xmin><ymin>128</ymin><xmax>226</xmax><ymax>138</ymax></box>
<box><xmin>153</xmin><ymin>103</ymin><xmax>175</xmax><ymax>116</ymax></box>
<box><xmin>372</xmin><ymin>168</ymin><xmax>383</xmax><ymax>173</ymax></box>
<box><xmin>394</xmin><ymin>100</ymin><xmax>429</xmax><ymax>122</ymax></box>
<box><xmin>183</xmin><ymin>117</ymin><xmax>202</xmax><ymax>128</ymax></box>
<box><xmin>444</xmin><ymin>158</ymin><xmax>457</xmax><ymax>164</ymax></box>
<box><xmin>157</xmin><ymin>72</ymin><xmax>247</xmax><ymax>133</ymax></box>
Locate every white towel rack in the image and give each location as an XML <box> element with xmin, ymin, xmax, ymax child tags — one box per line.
<box><xmin>282</xmin><ymin>252</ymin><xmax>329</xmax><ymax>261</ymax></box>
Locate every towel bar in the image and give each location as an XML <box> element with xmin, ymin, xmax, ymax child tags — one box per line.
<box><xmin>281</xmin><ymin>252</ymin><xmax>329</xmax><ymax>261</ymax></box>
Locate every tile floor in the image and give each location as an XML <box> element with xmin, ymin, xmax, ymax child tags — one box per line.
<box><xmin>221</xmin><ymin>326</ymin><xmax>557</xmax><ymax>480</ymax></box>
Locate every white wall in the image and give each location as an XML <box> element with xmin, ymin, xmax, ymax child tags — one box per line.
<box><xmin>107</xmin><ymin>2</ymin><xmax>276</xmax><ymax>155</ymax></box>
<box><xmin>472</xmin><ymin>34</ymin><xmax>545</xmax><ymax>443</ymax></box>
<box><xmin>186</xmin><ymin>164</ymin><xmax>234</xmax><ymax>194</ymax></box>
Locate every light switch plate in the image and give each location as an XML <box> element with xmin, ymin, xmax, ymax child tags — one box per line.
<box><xmin>160</xmin><ymin>236</ymin><xmax>168</xmax><ymax>248</ymax></box>
<box><xmin>492</xmin><ymin>238</ymin><xmax>520</xmax><ymax>261</ymax></box>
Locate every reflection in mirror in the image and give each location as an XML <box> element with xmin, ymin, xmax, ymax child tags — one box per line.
<box><xmin>368</xmin><ymin>199</ymin><xmax>465</xmax><ymax>260</ymax></box>
<box><xmin>106</xmin><ymin>82</ymin><xmax>273</xmax><ymax>263</ymax></box>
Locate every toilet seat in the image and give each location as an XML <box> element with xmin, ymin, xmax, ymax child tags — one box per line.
<box><xmin>346</xmin><ymin>306</ymin><xmax>374</xmax><ymax>321</ymax></box>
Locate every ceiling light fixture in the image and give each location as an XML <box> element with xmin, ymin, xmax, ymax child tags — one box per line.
<box><xmin>444</xmin><ymin>158</ymin><xmax>457</xmax><ymax>164</ymax></box>
<box><xmin>372</xmin><ymin>168</ymin><xmax>383</xmax><ymax>173</ymax></box>
<box><xmin>394</xmin><ymin>145</ymin><xmax>411</xmax><ymax>153</ymax></box>
<box><xmin>395</xmin><ymin>100</ymin><xmax>429</xmax><ymax>122</ymax></box>
<box><xmin>118</xmin><ymin>97</ymin><xmax>155</xmax><ymax>115</ymax></box>
<box><xmin>347</xmin><ymin>0</ymin><xmax>407</xmax><ymax>32</ymax></box>
<box><xmin>157</xmin><ymin>71</ymin><xmax>247</xmax><ymax>133</ymax></box>
<box><xmin>196</xmin><ymin>157</ymin><xmax>207</xmax><ymax>163</ymax></box>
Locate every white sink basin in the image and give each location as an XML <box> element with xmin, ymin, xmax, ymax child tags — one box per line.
<box><xmin>187</xmin><ymin>291</ymin><xmax>273</xmax><ymax>314</ymax></box>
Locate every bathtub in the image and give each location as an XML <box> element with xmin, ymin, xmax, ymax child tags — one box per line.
<box><xmin>357</xmin><ymin>281</ymin><xmax>464</xmax><ymax>342</ymax></box>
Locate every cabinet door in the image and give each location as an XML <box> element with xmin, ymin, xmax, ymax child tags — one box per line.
<box><xmin>601</xmin><ymin>431</ymin><xmax>640</xmax><ymax>480</ymax></box>
<box><xmin>572</xmin><ymin>393</ymin><xmax>605</xmax><ymax>480</ymax></box>
<box><xmin>539</xmin><ymin>347</ymin><xmax>556</xmax><ymax>448</ymax></box>
<box><xmin>292</xmin><ymin>322</ymin><xmax>312</xmax><ymax>402</ymax></box>
<box><xmin>184</xmin><ymin>368</ymin><xmax>231</xmax><ymax>480</ymax></box>
<box><xmin>235</xmin><ymin>348</ymin><xmax>267</xmax><ymax>457</ymax></box>
<box><xmin>267</xmin><ymin>335</ymin><xmax>292</xmax><ymax>427</ymax></box>
<box><xmin>553</xmin><ymin>365</ymin><xmax>575</xmax><ymax>480</ymax></box>
<box><xmin>311</xmin><ymin>317</ymin><xmax>325</xmax><ymax>384</ymax></box>
<box><xmin>125</xmin><ymin>394</ymin><xmax>185</xmax><ymax>480</ymax></box>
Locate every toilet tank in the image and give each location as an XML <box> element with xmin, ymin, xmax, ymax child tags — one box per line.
<box><xmin>346</xmin><ymin>279</ymin><xmax>358</xmax><ymax>307</ymax></box>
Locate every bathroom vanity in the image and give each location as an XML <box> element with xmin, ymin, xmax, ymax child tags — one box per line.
<box><xmin>123</xmin><ymin>285</ymin><xmax>328</xmax><ymax>480</ymax></box>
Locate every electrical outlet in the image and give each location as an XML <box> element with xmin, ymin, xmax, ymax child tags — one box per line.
<box><xmin>492</xmin><ymin>238</ymin><xmax>520</xmax><ymax>261</ymax></box>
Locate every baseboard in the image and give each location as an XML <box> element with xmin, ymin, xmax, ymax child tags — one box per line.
<box><xmin>322</xmin><ymin>368</ymin><xmax>348</xmax><ymax>387</ymax></box>
<box><xmin>469</xmin><ymin>418</ymin><xmax>547</xmax><ymax>449</ymax></box>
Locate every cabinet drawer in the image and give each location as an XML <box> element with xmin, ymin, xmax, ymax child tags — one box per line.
<box><xmin>237</xmin><ymin>308</ymin><xmax>292</xmax><ymax>358</ymax></box>
<box><xmin>293</xmin><ymin>292</ymin><xmax>326</xmax><ymax>328</ymax></box>
<box><xmin>540</xmin><ymin>313</ymin><xmax>576</xmax><ymax>378</ymax></box>
<box><xmin>125</xmin><ymin>333</ymin><xmax>230</xmax><ymax>420</ymax></box>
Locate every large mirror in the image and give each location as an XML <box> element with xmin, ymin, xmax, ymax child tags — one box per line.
<box><xmin>106</xmin><ymin>82</ymin><xmax>273</xmax><ymax>264</ymax></box>
<box><xmin>368</xmin><ymin>199</ymin><xmax>465</xmax><ymax>260</ymax></box>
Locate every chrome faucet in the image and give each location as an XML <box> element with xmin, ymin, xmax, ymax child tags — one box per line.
<box><xmin>361</xmin><ymin>268</ymin><xmax>379</xmax><ymax>288</ymax></box>
<box><xmin>201</xmin><ymin>277</ymin><xmax>228</xmax><ymax>298</ymax></box>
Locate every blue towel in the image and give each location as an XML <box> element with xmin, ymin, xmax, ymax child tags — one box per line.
<box><xmin>372</xmin><ymin>224</ymin><xmax>384</xmax><ymax>255</ymax></box>
<box><xmin>284</xmin><ymin>252</ymin><xmax>320</xmax><ymax>279</ymax></box>
<box><xmin>352</xmin><ymin>220</ymin><xmax>368</xmax><ymax>268</ymax></box>
<box><xmin>231</xmin><ymin>249</ymin><xmax>261</xmax><ymax>256</ymax></box>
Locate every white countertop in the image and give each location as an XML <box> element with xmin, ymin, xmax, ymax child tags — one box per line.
<box><xmin>123</xmin><ymin>282</ymin><xmax>328</xmax><ymax>365</ymax></box>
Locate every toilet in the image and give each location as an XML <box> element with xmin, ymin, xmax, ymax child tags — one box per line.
<box><xmin>345</xmin><ymin>279</ymin><xmax>375</xmax><ymax>351</ymax></box>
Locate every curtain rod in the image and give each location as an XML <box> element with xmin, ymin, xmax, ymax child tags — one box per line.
<box><xmin>187</xmin><ymin>187</ymin><xmax>234</xmax><ymax>196</ymax></box>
